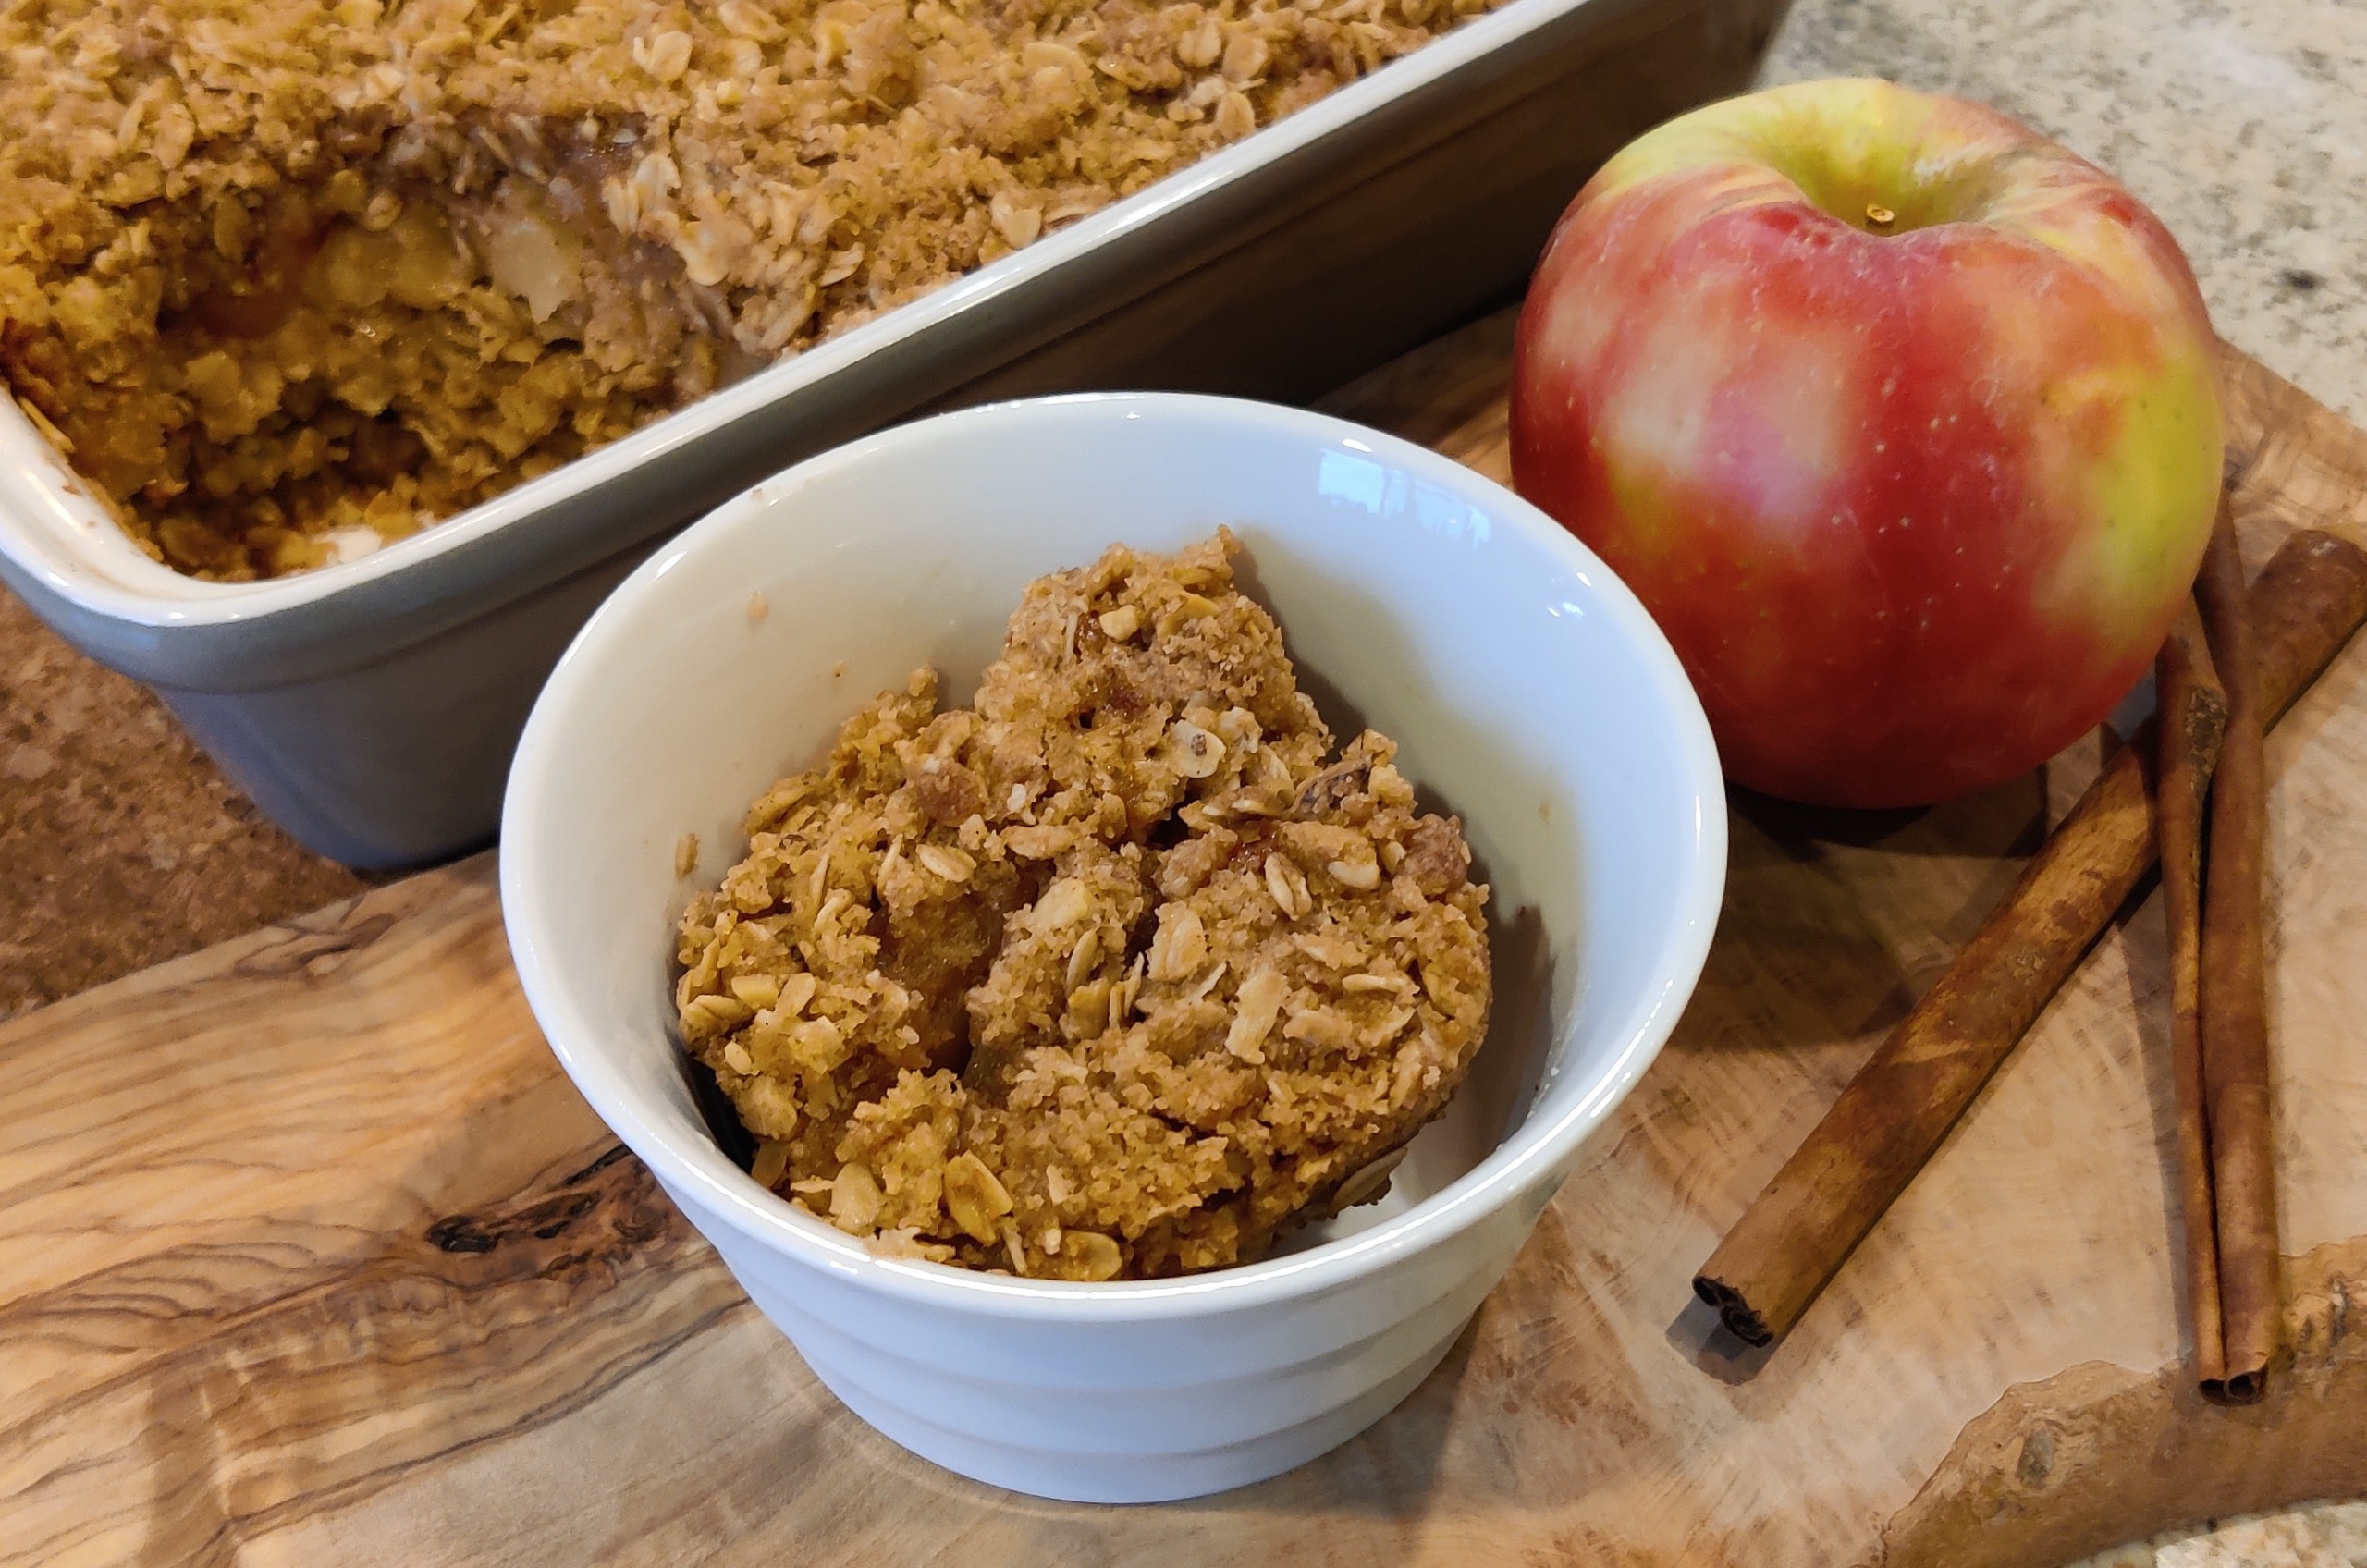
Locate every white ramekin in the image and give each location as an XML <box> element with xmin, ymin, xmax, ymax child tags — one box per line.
<box><xmin>499</xmin><ymin>393</ymin><xmax>1724</xmax><ymax>1502</ymax></box>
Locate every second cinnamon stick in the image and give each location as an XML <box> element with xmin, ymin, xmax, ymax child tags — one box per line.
<box><xmin>2195</xmin><ymin>510</ymin><xmax>2277</xmax><ymax>1403</ymax></box>
<box><xmin>1695</xmin><ymin>529</ymin><xmax>2367</xmax><ymax>1348</ymax></box>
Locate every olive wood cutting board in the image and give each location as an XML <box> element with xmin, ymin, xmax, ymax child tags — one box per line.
<box><xmin>6</xmin><ymin>312</ymin><xmax>2365</xmax><ymax>1568</ymax></box>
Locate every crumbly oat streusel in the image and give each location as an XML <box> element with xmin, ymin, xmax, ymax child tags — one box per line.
<box><xmin>673</xmin><ymin>533</ymin><xmax>1491</xmax><ymax>1279</ymax></box>
<box><xmin>0</xmin><ymin>0</ymin><xmax>1506</xmax><ymax>580</ymax></box>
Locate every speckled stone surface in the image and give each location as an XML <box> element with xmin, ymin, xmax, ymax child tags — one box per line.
<box><xmin>0</xmin><ymin>591</ymin><xmax>367</xmax><ymax>1020</ymax></box>
<box><xmin>2075</xmin><ymin>1498</ymin><xmax>2367</xmax><ymax>1568</ymax></box>
<box><xmin>1760</xmin><ymin>0</ymin><xmax>2367</xmax><ymax>427</ymax></box>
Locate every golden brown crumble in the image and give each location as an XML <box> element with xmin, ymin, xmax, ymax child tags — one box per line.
<box><xmin>674</xmin><ymin>533</ymin><xmax>1492</xmax><ymax>1278</ymax></box>
<box><xmin>0</xmin><ymin>0</ymin><xmax>1506</xmax><ymax>581</ymax></box>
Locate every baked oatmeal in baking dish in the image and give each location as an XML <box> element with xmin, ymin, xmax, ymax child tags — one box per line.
<box><xmin>673</xmin><ymin>533</ymin><xmax>1493</xmax><ymax>1280</ymax></box>
<box><xmin>0</xmin><ymin>0</ymin><xmax>1509</xmax><ymax>581</ymax></box>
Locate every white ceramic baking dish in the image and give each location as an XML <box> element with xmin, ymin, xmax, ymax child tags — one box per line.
<box><xmin>0</xmin><ymin>0</ymin><xmax>1784</xmax><ymax>867</ymax></box>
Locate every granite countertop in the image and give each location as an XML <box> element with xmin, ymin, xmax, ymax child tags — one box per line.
<box><xmin>1</xmin><ymin>0</ymin><xmax>2363</xmax><ymax>1559</ymax></box>
<box><xmin>2084</xmin><ymin>1509</ymin><xmax>2367</xmax><ymax>1568</ymax></box>
<box><xmin>1762</xmin><ymin>0</ymin><xmax>2367</xmax><ymax>426</ymax></box>
<box><xmin>0</xmin><ymin>589</ymin><xmax>367</xmax><ymax>1019</ymax></box>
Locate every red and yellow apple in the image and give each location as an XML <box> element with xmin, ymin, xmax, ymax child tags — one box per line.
<box><xmin>1512</xmin><ymin>78</ymin><xmax>2222</xmax><ymax>808</ymax></box>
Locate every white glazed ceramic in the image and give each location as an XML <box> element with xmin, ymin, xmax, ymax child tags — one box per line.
<box><xmin>0</xmin><ymin>0</ymin><xmax>1783</xmax><ymax>867</ymax></box>
<box><xmin>499</xmin><ymin>393</ymin><xmax>1724</xmax><ymax>1503</ymax></box>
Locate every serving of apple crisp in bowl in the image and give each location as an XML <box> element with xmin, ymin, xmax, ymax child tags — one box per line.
<box><xmin>673</xmin><ymin>533</ymin><xmax>1495</xmax><ymax>1281</ymax></box>
<box><xmin>501</xmin><ymin>391</ymin><xmax>1723</xmax><ymax>1500</ymax></box>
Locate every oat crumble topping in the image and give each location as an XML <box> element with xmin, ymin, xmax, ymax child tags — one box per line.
<box><xmin>673</xmin><ymin>533</ymin><xmax>1492</xmax><ymax>1278</ymax></box>
<box><xmin>0</xmin><ymin>0</ymin><xmax>1506</xmax><ymax>580</ymax></box>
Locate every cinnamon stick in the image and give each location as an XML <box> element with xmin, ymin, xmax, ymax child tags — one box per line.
<box><xmin>2155</xmin><ymin>596</ymin><xmax>2228</xmax><ymax>1390</ymax></box>
<box><xmin>1694</xmin><ymin>528</ymin><xmax>2367</xmax><ymax>1349</ymax></box>
<box><xmin>2194</xmin><ymin>510</ymin><xmax>2277</xmax><ymax>1403</ymax></box>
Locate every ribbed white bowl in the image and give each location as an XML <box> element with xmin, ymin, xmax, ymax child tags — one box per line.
<box><xmin>500</xmin><ymin>393</ymin><xmax>1724</xmax><ymax>1502</ymax></box>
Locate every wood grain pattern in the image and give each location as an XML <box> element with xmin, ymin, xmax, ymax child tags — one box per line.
<box><xmin>5</xmin><ymin>315</ymin><xmax>2365</xmax><ymax>1567</ymax></box>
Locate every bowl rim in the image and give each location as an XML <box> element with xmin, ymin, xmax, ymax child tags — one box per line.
<box><xmin>500</xmin><ymin>389</ymin><xmax>1724</xmax><ymax>1321</ymax></box>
